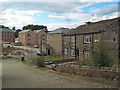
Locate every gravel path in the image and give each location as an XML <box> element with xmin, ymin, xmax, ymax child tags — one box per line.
<box><xmin>2</xmin><ymin>60</ymin><xmax>116</xmax><ymax>88</ymax></box>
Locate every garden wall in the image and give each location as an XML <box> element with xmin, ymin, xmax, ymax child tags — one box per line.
<box><xmin>56</xmin><ymin>63</ymin><xmax>119</xmax><ymax>80</ymax></box>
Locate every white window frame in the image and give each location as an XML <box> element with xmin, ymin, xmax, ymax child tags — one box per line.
<box><xmin>64</xmin><ymin>48</ymin><xmax>68</xmax><ymax>55</ymax></box>
<box><xmin>83</xmin><ymin>35</ymin><xmax>91</xmax><ymax>44</ymax></box>
<box><xmin>50</xmin><ymin>34</ymin><xmax>53</xmax><ymax>38</ymax></box>
<box><xmin>70</xmin><ymin>48</ymin><xmax>75</xmax><ymax>56</ymax></box>
<box><xmin>83</xmin><ymin>50</ymin><xmax>90</xmax><ymax>60</ymax></box>
<box><xmin>70</xmin><ymin>36</ymin><xmax>75</xmax><ymax>43</ymax></box>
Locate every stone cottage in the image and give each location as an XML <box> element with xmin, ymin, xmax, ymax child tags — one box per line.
<box><xmin>63</xmin><ymin>17</ymin><xmax>119</xmax><ymax>60</ymax></box>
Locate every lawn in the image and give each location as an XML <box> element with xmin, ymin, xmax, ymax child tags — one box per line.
<box><xmin>2</xmin><ymin>57</ymin><xmax>21</xmax><ymax>60</ymax></box>
<box><xmin>27</xmin><ymin>55</ymin><xmax>63</xmax><ymax>61</ymax></box>
<box><xmin>44</xmin><ymin>55</ymin><xmax>63</xmax><ymax>61</ymax></box>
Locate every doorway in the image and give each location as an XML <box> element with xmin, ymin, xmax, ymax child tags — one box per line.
<box><xmin>76</xmin><ymin>48</ymin><xmax>79</xmax><ymax>58</ymax></box>
<box><xmin>48</xmin><ymin>49</ymin><xmax>50</xmax><ymax>55</ymax></box>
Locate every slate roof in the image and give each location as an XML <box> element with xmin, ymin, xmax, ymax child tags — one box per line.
<box><xmin>49</xmin><ymin>27</ymin><xmax>70</xmax><ymax>34</ymax></box>
<box><xmin>0</xmin><ymin>28</ymin><xmax>14</xmax><ymax>32</ymax></box>
<box><xmin>43</xmin><ymin>43</ymin><xmax>52</xmax><ymax>49</ymax></box>
<box><xmin>19</xmin><ymin>29</ymin><xmax>31</xmax><ymax>34</ymax></box>
<box><xmin>34</xmin><ymin>30</ymin><xmax>42</xmax><ymax>33</ymax></box>
<box><xmin>64</xmin><ymin>17</ymin><xmax>120</xmax><ymax>35</ymax></box>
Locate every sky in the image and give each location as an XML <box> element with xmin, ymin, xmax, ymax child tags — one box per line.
<box><xmin>0</xmin><ymin>0</ymin><xmax>119</xmax><ymax>31</ymax></box>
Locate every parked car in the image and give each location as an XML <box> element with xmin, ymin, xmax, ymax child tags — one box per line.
<box><xmin>36</xmin><ymin>52</ymin><xmax>46</xmax><ymax>56</ymax></box>
<box><xmin>6</xmin><ymin>42</ymin><xmax>10</xmax><ymax>44</ymax></box>
<box><xmin>34</xmin><ymin>45</ymin><xmax>39</xmax><ymax>48</ymax></box>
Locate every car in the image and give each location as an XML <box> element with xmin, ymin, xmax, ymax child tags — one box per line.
<box><xmin>37</xmin><ymin>52</ymin><xmax>42</xmax><ymax>56</ymax></box>
<box><xmin>41</xmin><ymin>52</ymin><xmax>46</xmax><ymax>56</ymax></box>
<box><xmin>34</xmin><ymin>45</ymin><xmax>39</xmax><ymax>48</ymax></box>
<box><xmin>6</xmin><ymin>42</ymin><xmax>10</xmax><ymax>44</ymax></box>
<box><xmin>36</xmin><ymin>52</ymin><xmax>46</xmax><ymax>56</ymax></box>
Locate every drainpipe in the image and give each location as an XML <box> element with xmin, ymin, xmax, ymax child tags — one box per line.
<box><xmin>62</xmin><ymin>33</ymin><xmax>64</xmax><ymax>60</ymax></box>
<box><xmin>118</xmin><ymin>19</ymin><xmax>120</xmax><ymax>63</ymax></box>
<box><xmin>75</xmin><ymin>33</ymin><xmax>77</xmax><ymax>60</ymax></box>
<box><xmin>91</xmin><ymin>33</ymin><xmax>94</xmax><ymax>51</ymax></box>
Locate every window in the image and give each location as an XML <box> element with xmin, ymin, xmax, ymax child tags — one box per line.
<box><xmin>70</xmin><ymin>36</ymin><xmax>75</xmax><ymax>42</ymax></box>
<box><xmin>94</xmin><ymin>40</ymin><xmax>99</xmax><ymax>43</ymax></box>
<box><xmin>28</xmin><ymin>38</ymin><xmax>31</xmax><ymax>40</ymax></box>
<box><xmin>113</xmin><ymin>36</ymin><xmax>117</xmax><ymax>42</ymax></box>
<box><xmin>43</xmin><ymin>34</ymin><xmax>45</xmax><ymax>40</ymax></box>
<box><xmin>28</xmin><ymin>41</ymin><xmax>31</xmax><ymax>45</ymax></box>
<box><xmin>64</xmin><ymin>48</ymin><xmax>68</xmax><ymax>55</ymax></box>
<box><xmin>83</xmin><ymin>35</ymin><xmax>91</xmax><ymax>43</ymax></box>
<box><xmin>70</xmin><ymin>48</ymin><xmax>75</xmax><ymax>56</ymax></box>
<box><xmin>83</xmin><ymin>50</ymin><xmax>90</xmax><ymax>60</ymax></box>
<box><xmin>50</xmin><ymin>34</ymin><xmax>53</xmax><ymax>38</ymax></box>
<box><xmin>50</xmin><ymin>41</ymin><xmax>53</xmax><ymax>45</ymax></box>
<box><xmin>28</xmin><ymin>33</ymin><xmax>30</xmax><ymax>37</ymax></box>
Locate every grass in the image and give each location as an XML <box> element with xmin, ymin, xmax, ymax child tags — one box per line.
<box><xmin>27</xmin><ymin>55</ymin><xmax>63</xmax><ymax>61</ymax></box>
<box><xmin>28</xmin><ymin>58</ymin><xmax>37</xmax><ymax>61</ymax></box>
<box><xmin>2</xmin><ymin>57</ymin><xmax>21</xmax><ymax>60</ymax></box>
<box><xmin>44</xmin><ymin>55</ymin><xmax>63</xmax><ymax>61</ymax></box>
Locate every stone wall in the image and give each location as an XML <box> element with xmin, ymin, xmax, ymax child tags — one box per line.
<box><xmin>56</xmin><ymin>63</ymin><xmax>119</xmax><ymax>80</ymax></box>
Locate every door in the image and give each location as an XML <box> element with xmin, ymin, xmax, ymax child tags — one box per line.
<box><xmin>76</xmin><ymin>49</ymin><xmax>79</xmax><ymax>58</ymax></box>
<box><xmin>48</xmin><ymin>49</ymin><xmax>50</xmax><ymax>55</ymax></box>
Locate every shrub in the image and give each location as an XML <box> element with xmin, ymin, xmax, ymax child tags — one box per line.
<box><xmin>36</xmin><ymin>56</ymin><xmax>45</xmax><ymax>67</ymax></box>
<box><xmin>92</xmin><ymin>40</ymin><xmax>114</xmax><ymax>67</ymax></box>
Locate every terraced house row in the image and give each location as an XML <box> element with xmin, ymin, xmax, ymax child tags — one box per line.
<box><xmin>18</xmin><ymin>17</ymin><xmax>119</xmax><ymax>59</ymax></box>
<box><xmin>63</xmin><ymin>17</ymin><xmax>119</xmax><ymax>60</ymax></box>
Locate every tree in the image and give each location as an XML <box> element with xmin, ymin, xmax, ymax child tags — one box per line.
<box><xmin>92</xmin><ymin>39</ymin><xmax>114</xmax><ymax>67</ymax></box>
<box><xmin>22</xmin><ymin>24</ymin><xmax>48</xmax><ymax>32</ymax></box>
<box><xmin>12</xmin><ymin>26</ymin><xmax>16</xmax><ymax>30</ymax></box>
<box><xmin>14</xmin><ymin>29</ymin><xmax>22</xmax><ymax>38</ymax></box>
<box><xmin>0</xmin><ymin>25</ymin><xmax>10</xmax><ymax>29</ymax></box>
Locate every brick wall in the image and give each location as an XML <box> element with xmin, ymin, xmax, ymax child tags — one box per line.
<box><xmin>2</xmin><ymin>32</ymin><xmax>14</xmax><ymax>42</ymax></box>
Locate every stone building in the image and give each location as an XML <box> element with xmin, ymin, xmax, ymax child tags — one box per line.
<box><xmin>18</xmin><ymin>29</ymin><xmax>36</xmax><ymax>46</ymax></box>
<box><xmin>45</xmin><ymin>28</ymin><xmax>70</xmax><ymax>55</ymax></box>
<box><xmin>0</xmin><ymin>28</ymin><xmax>14</xmax><ymax>43</ymax></box>
<box><xmin>63</xmin><ymin>17</ymin><xmax>119</xmax><ymax>60</ymax></box>
<box><xmin>18</xmin><ymin>29</ymin><xmax>47</xmax><ymax>52</ymax></box>
<box><xmin>34</xmin><ymin>30</ymin><xmax>47</xmax><ymax>52</ymax></box>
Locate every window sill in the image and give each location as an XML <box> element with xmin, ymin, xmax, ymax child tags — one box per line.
<box><xmin>83</xmin><ymin>43</ymin><xmax>91</xmax><ymax>44</ymax></box>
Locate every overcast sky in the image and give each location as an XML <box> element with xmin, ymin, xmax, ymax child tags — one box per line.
<box><xmin>0</xmin><ymin>0</ymin><xmax>119</xmax><ymax>30</ymax></box>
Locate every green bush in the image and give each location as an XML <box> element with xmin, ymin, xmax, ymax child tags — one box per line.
<box><xmin>36</xmin><ymin>56</ymin><xmax>45</xmax><ymax>67</ymax></box>
<box><xmin>92</xmin><ymin>40</ymin><xmax>114</xmax><ymax>67</ymax></box>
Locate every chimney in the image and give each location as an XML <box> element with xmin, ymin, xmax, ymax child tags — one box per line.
<box><xmin>85</xmin><ymin>21</ymin><xmax>92</xmax><ymax>25</ymax></box>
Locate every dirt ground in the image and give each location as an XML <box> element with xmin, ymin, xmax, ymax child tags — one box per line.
<box><xmin>2</xmin><ymin>60</ymin><xmax>118</xmax><ymax>88</ymax></box>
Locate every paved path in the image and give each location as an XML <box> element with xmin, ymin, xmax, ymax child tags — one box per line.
<box><xmin>2</xmin><ymin>60</ymin><xmax>115</xmax><ymax>88</ymax></box>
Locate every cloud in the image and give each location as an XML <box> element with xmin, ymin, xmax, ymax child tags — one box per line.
<box><xmin>1</xmin><ymin>2</ymin><xmax>94</xmax><ymax>14</ymax></box>
<box><xmin>91</xmin><ymin>4</ymin><xmax>118</xmax><ymax>16</ymax></box>
<box><xmin>0</xmin><ymin>9</ymin><xmax>37</xmax><ymax>28</ymax></box>
<box><xmin>48</xmin><ymin>15</ymin><xmax>72</xmax><ymax>22</ymax></box>
<box><xmin>0</xmin><ymin>2</ymin><xmax>119</xmax><ymax>30</ymax></box>
<box><xmin>1</xmin><ymin>0</ymin><xmax>119</xmax><ymax>2</ymax></box>
<box><xmin>44</xmin><ymin>23</ymin><xmax>77</xmax><ymax>31</ymax></box>
<box><xmin>48</xmin><ymin>15</ymin><xmax>66</xmax><ymax>18</ymax></box>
